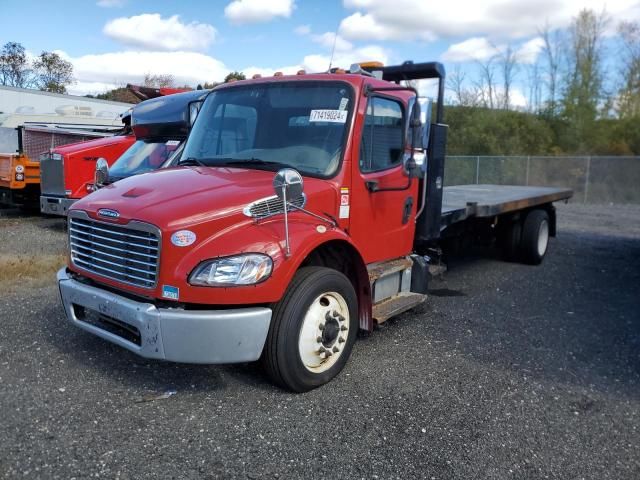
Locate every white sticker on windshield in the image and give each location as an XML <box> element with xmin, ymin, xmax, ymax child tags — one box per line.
<box><xmin>339</xmin><ymin>98</ymin><xmax>349</xmax><ymax>110</ymax></box>
<box><xmin>309</xmin><ymin>109</ymin><xmax>347</xmax><ymax>123</ymax></box>
<box><xmin>166</xmin><ymin>140</ymin><xmax>180</xmax><ymax>146</ymax></box>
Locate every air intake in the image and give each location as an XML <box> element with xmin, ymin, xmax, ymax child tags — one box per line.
<box><xmin>243</xmin><ymin>194</ymin><xmax>306</xmax><ymax>220</ymax></box>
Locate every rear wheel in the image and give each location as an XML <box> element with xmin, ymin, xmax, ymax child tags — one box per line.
<box><xmin>263</xmin><ymin>267</ymin><xmax>358</xmax><ymax>392</ymax></box>
<box><xmin>498</xmin><ymin>219</ymin><xmax>522</xmax><ymax>261</ymax></box>
<box><xmin>519</xmin><ymin>209</ymin><xmax>550</xmax><ymax>265</ymax></box>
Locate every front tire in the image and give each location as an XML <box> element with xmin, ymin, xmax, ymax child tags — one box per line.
<box><xmin>263</xmin><ymin>267</ymin><xmax>358</xmax><ymax>392</ymax></box>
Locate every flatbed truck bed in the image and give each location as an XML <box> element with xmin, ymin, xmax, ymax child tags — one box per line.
<box><xmin>440</xmin><ymin>184</ymin><xmax>573</xmax><ymax>229</ymax></box>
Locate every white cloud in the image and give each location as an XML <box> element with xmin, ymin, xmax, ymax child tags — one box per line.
<box><xmin>62</xmin><ymin>50</ymin><xmax>228</xmax><ymax>93</ymax></box>
<box><xmin>311</xmin><ymin>32</ymin><xmax>353</xmax><ymax>51</ymax></box>
<box><xmin>294</xmin><ymin>24</ymin><xmax>311</xmax><ymax>35</ymax></box>
<box><xmin>301</xmin><ymin>45</ymin><xmax>390</xmax><ymax>72</ymax></box>
<box><xmin>104</xmin><ymin>14</ymin><xmax>216</xmax><ymax>51</ymax></box>
<box><xmin>517</xmin><ymin>37</ymin><xmax>545</xmax><ymax>64</ymax></box>
<box><xmin>97</xmin><ymin>0</ymin><xmax>126</xmax><ymax>7</ymax></box>
<box><xmin>225</xmin><ymin>0</ymin><xmax>294</xmax><ymax>25</ymax></box>
<box><xmin>243</xmin><ymin>64</ymin><xmax>303</xmax><ymax>79</ymax></box>
<box><xmin>442</xmin><ymin>37</ymin><xmax>501</xmax><ymax>62</ymax></box>
<box><xmin>340</xmin><ymin>0</ymin><xmax>640</xmax><ymax>42</ymax></box>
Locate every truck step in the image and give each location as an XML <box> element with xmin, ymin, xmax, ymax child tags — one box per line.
<box><xmin>372</xmin><ymin>292</ymin><xmax>426</xmax><ymax>324</ymax></box>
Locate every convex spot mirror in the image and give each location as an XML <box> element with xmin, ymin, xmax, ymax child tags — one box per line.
<box><xmin>94</xmin><ymin>158</ymin><xmax>109</xmax><ymax>188</ymax></box>
<box><xmin>273</xmin><ymin>168</ymin><xmax>304</xmax><ymax>201</ymax></box>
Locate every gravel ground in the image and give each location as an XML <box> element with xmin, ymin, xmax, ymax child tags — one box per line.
<box><xmin>0</xmin><ymin>203</ymin><xmax>639</xmax><ymax>479</ymax></box>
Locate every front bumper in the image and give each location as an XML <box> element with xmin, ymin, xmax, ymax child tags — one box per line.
<box><xmin>41</xmin><ymin>196</ymin><xmax>76</xmax><ymax>216</ymax></box>
<box><xmin>57</xmin><ymin>268</ymin><xmax>272</xmax><ymax>364</ymax></box>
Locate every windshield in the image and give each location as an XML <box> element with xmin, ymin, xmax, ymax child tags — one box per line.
<box><xmin>108</xmin><ymin>139</ymin><xmax>182</xmax><ymax>180</ymax></box>
<box><xmin>181</xmin><ymin>81</ymin><xmax>353</xmax><ymax>177</ymax></box>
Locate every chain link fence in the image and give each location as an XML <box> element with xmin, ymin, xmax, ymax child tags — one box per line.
<box><xmin>445</xmin><ymin>156</ymin><xmax>640</xmax><ymax>204</ymax></box>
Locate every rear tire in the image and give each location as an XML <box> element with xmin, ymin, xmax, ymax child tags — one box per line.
<box><xmin>499</xmin><ymin>219</ymin><xmax>522</xmax><ymax>262</ymax></box>
<box><xmin>262</xmin><ymin>267</ymin><xmax>358</xmax><ymax>392</ymax></box>
<box><xmin>519</xmin><ymin>210</ymin><xmax>550</xmax><ymax>265</ymax></box>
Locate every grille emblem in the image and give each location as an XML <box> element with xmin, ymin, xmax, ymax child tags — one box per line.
<box><xmin>98</xmin><ymin>208</ymin><xmax>120</xmax><ymax>219</ymax></box>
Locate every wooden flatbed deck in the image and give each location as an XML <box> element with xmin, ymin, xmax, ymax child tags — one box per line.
<box><xmin>440</xmin><ymin>185</ymin><xmax>573</xmax><ymax>228</ymax></box>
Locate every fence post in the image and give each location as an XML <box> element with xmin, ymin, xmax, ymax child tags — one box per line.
<box><xmin>475</xmin><ymin>156</ymin><xmax>480</xmax><ymax>184</ymax></box>
<box><xmin>525</xmin><ymin>156</ymin><xmax>530</xmax><ymax>186</ymax></box>
<box><xmin>584</xmin><ymin>156</ymin><xmax>591</xmax><ymax>204</ymax></box>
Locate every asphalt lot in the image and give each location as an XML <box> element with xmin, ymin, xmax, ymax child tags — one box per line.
<box><xmin>1</xmin><ymin>203</ymin><xmax>639</xmax><ymax>479</ymax></box>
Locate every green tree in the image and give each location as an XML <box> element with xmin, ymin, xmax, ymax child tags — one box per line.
<box><xmin>33</xmin><ymin>51</ymin><xmax>73</xmax><ymax>93</ymax></box>
<box><xmin>224</xmin><ymin>71</ymin><xmax>245</xmax><ymax>83</ymax></box>
<box><xmin>617</xmin><ymin>21</ymin><xmax>640</xmax><ymax>118</ymax></box>
<box><xmin>560</xmin><ymin>9</ymin><xmax>607</xmax><ymax>152</ymax></box>
<box><xmin>0</xmin><ymin>42</ymin><xmax>31</xmax><ymax>87</ymax></box>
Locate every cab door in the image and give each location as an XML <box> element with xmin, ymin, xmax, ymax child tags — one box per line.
<box><xmin>348</xmin><ymin>94</ymin><xmax>419</xmax><ymax>264</ymax></box>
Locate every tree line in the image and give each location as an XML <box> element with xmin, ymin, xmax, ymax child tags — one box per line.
<box><xmin>0</xmin><ymin>42</ymin><xmax>73</xmax><ymax>94</ymax></box>
<box><xmin>445</xmin><ymin>9</ymin><xmax>640</xmax><ymax>155</ymax></box>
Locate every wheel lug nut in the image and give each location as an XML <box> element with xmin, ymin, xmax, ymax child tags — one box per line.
<box><xmin>340</xmin><ymin>326</ymin><xmax>347</xmax><ymax>331</ymax></box>
<box><xmin>338</xmin><ymin>337</ymin><xmax>345</xmax><ymax>343</ymax></box>
<box><xmin>325</xmin><ymin>350</ymin><xmax>333</xmax><ymax>356</ymax></box>
<box><xmin>325</xmin><ymin>312</ymin><xmax>333</xmax><ymax>321</ymax></box>
<box><xmin>332</xmin><ymin>346</ymin><xmax>339</xmax><ymax>353</ymax></box>
<box><xmin>316</xmin><ymin>336</ymin><xmax>323</xmax><ymax>343</ymax></box>
<box><xmin>318</xmin><ymin>323</ymin><xmax>325</xmax><ymax>331</ymax></box>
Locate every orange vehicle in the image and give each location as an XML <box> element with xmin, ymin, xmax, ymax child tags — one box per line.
<box><xmin>0</xmin><ymin>151</ymin><xmax>39</xmax><ymax>207</ymax></box>
<box><xmin>0</xmin><ymin>124</ymin><xmax>122</xmax><ymax>209</ymax></box>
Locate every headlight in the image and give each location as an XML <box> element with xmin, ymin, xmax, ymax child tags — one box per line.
<box><xmin>188</xmin><ymin>254</ymin><xmax>273</xmax><ymax>286</ymax></box>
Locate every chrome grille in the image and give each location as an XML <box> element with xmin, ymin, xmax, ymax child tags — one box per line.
<box><xmin>243</xmin><ymin>194</ymin><xmax>306</xmax><ymax>219</ymax></box>
<box><xmin>69</xmin><ymin>215</ymin><xmax>160</xmax><ymax>289</ymax></box>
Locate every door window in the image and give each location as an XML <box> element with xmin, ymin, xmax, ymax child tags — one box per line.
<box><xmin>359</xmin><ymin>97</ymin><xmax>404</xmax><ymax>172</ymax></box>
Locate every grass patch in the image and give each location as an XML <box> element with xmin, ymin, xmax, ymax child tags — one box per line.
<box><xmin>0</xmin><ymin>253</ymin><xmax>66</xmax><ymax>288</ymax></box>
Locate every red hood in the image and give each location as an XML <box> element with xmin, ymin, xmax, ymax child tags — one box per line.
<box><xmin>71</xmin><ymin>166</ymin><xmax>335</xmax><ymax>231</ymax></box>
<box><xmin>52</xmin><ymin>134</ymin><xmax>132</xmax><ymax>155</ymax></box>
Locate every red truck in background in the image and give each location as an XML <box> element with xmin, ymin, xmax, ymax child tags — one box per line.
<box><xmin>40</xmin><ymin>90</ymin><xmax>208</xmax><ymax>216</ymax></box>
<box><xmin>57</xmin><ymin>61</ymin><xmax>572</xmax><ymax>392</ymax></box>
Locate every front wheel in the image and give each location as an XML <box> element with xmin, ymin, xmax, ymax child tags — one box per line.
<box><xmin>262</xmin><ymin>267</ymin><xmax>358</xmax><ymax>392</ymax></box>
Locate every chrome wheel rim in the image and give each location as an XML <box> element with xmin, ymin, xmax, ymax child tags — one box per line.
<box><xmin>537</xmin><ymin>219</ymin><xmax>549</xmax><ymax>257</ymax></box>
<box><xmin>298</xmin><ymin>291</ymin><xmax>349</xmax><ymax>373</ymax></box>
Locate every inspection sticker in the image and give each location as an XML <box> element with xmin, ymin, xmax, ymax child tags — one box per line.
<box><xmin>340</xmin><ymin>187</ymin><xmax>350</xmax><ymax>206</ymax></box>
<box><xmin>339</xmin><ymin>97</ymin><xmax>349</xmax><ymax>110</ymax></box>
<box><xmin>309</xmin><ymin>109</ymin><xmax>347</xmax><ymax>123</ymax></box>
<box><xmin>339</xmin><ymin>205</ymin><xmax>350</xmax><ymax>219</ymax></box>
<box><xmin>162</xmin><ymin>285</ymin><xmax>179</xmax><ymax>300</ymax></box>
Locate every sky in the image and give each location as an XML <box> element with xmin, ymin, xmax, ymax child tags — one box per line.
<box><xmin>1</xmin><ymin>0</ymin><xmax>639</xmax><ymax>105</ymax></box>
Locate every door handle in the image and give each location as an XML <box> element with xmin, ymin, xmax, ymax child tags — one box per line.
<box><xmin>402</xmin><ymin>196</ymin><xmax>414</xmax><ymax>224</ymax></box>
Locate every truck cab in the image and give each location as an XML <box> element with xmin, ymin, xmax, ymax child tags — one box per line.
<box><xmin>40</xmin><ymin>90</ymin><xmax>209</xmax><ymax>216</ymax></box>
<box><xmin>57</xmin><ymin>62</ymin><xmax>571</xmax><ymax>391</ymax></box>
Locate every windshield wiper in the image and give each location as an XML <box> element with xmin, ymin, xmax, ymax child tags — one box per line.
<box><xmin>215</xmin><ymin>158</ymin><xmax>288</xmax><ymax>169</ymax></box>
<box><xmin>178</xmin><ymin>157</ymin><xmax>207</xmax><ymax>166</ymax></box>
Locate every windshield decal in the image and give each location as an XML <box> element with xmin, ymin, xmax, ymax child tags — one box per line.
<box><xmin>339</xmin><ymin>98</ymin><xmax>349</xmax><ymax>110</ymax></box>
<box><xmin>309</xmin><ymin>109</ymin><xmax>347</xmax><ymax>123</ymax></box>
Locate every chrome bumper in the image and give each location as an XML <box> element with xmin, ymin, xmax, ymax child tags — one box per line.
<box><xmin>57</xmin><ymin>268</ymin><xmax>272</xmax><ymax>364</ymax></box>
<box><xmin>40</xmin><ymin>196</ymin><xmax>76</xmax><ymax>216</ymax></box>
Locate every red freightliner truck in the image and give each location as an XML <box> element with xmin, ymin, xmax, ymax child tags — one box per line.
<box><xmin>57</xmin><ymin>61</ymin><xmax>572</xmax><ymax>392</ymax></box>
<box><xmin>40</xmin><ymin>90</ymin><xmax>208</xmax><ymax>216</ymax></box>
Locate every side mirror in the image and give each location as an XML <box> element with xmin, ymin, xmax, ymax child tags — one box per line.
<box><xmin>94</xmin><ymin>158</ymin><xmax>109</xmax><ymax>188</ymax></box>
<box><xmin>273</xmin><ymin>168</ymin><xmax>304</xmax><ymax>258</ymax></box>
<box><xmin>273</xmin><ymin>168</ymin><xmax>304</xmax><ymax>200</ymax></box>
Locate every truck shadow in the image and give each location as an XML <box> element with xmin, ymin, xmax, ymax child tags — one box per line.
<box><xmin>41</xmin><ymin>305</ymin><xmax>279</xmax><ymax>394</ymax></box>
<box><xmin>384</xmin><ymin>229</ymin><xmax>640</xmax><ymax>398</ymax></box>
